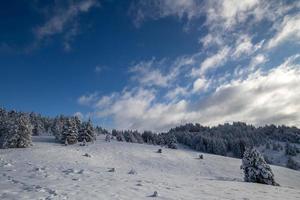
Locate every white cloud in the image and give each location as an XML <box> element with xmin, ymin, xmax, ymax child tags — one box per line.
<box><xmin>205</xmin><ymin>0</ymin><xmax>260</xmax><ymax>30</ymax></box>
<box><xmin>267</xmin><ymin>14</ymin><xmax>300</xmax><ymax>49</ymax></box>
<box><xmin>192</xmin><ymin>78</ymin><xmax>207</xmax><ymax>93</ymax></box>
<box><xmin>129</xmin><ymin>56</ymin><xmax>195</xmax><ymax>88</ymax></box>
<box><xmin>249</xmin><ymin>54</ymin><xmax>268</xmax><ymax>69</ymax></box>
<box><xmin>129</xmin><ymin>0</ymin><xmax>202</xmax><ymax>27</ymax></box>
<box><xmin>129</xmin><ymin>60</ymin><xmax>171</xmax><ymax>87</ymax></box>
<box><xmin>192</xmin><ymin>46</ymin><xmax>230</xmax><ymax>76</ymax></box>
<box><xmin>165</xmin><ymin>86</ymin><xmax>188</xmax><ymax>100</ymax></box>
<box><xmin>35</xmin><ymin>0</ymin><xmax>99</xmax><ymax>49</ymax></box>
<box><xmin>232</xmin><ymin>35</ymin><xmax>254</xmax><ymax>58</ymax></box>
<box><xmin>196</xmin><ymin>54</ymin><xmax>300</xmax><ymax>126</ymax></box>
<box><xmin>200</xmin><ymin>33</ymin><xmax>223</xmax><ymax>48</ymax></box>
<box><xmin>78</xmin><ymin>93</ymin><xmax>98</xmax><ymax>106</ymax></box>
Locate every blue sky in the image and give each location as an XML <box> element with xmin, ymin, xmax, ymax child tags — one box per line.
<box><xmin>1</xmin><ymin>0</ymin><xmax>300</xmax><ymax>131</ymax></box>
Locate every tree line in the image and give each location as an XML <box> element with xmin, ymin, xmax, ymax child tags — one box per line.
<box><xmin>0</xmin><ymin>108</ymin><xmax>299</xmax><ymax>170</ymax></box>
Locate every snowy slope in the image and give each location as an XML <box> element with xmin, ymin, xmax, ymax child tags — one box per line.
<box><xmin>1</xmin><ymin>135</ymin><xmax>300</xmax><ymax>200</ymax></box>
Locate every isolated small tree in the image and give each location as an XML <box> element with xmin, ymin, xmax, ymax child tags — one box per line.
<box><xmin>78</xmin><ymin>119</ymin><xmax>96</xmax><ymax>142</ymax></box>
<box><xmin>105</xmin><ymin>133</ymin><xmax>111</xmax><ymax>142</ymax></box>
<box><xmin>241</xmin><ymin>148</ymin><xmax>279</xmax><ymax>186</ymax></box>
<box><xmin>61</xmin><ymin>119</ymin><xmax>78</xmax><ymax>145</ymax></box>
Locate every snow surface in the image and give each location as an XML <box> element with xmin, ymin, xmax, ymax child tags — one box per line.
<box><xmin>1</xmin><ymin>135</ymin><xmax>300</xmax><ymax>200</ymax></box>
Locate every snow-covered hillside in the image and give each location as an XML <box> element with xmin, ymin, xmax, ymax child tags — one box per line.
<box><xmin>1</xmin><ymin>135</ymin><xmax>300</xmax><ymax>200</ymax></box>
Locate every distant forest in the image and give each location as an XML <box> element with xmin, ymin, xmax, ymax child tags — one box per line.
<box><xmin>0</xmin><ymin>108</ymin><xmax>299</xmax><ymax>170</ymax></box>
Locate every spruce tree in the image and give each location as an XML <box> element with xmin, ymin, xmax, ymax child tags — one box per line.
<box><xmin>17</xmin><ymin>115</ymin><xmax>33</xmax><ymax>147</ymax></box>
<box><xmin>78</xmin><ymin>119</ymin><xmax>96</xmax><ymax>143</ymax></box>
<box><xmin>61</xmin><ymin>118</ymin><xmax>78</xmax><ymax>145</ymax></box>
<box><xmin>0</xmin><ymin>114</ymin><xmax>32</xmax><ymax>148</ymax></box>
<box><xmin>241</xmin><ymin>148</ymin><xmax>279</xmax><ymax>186</ymax></box>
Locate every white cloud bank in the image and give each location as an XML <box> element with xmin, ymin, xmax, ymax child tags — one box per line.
<box><xmin>83</xmin><ymin>55</ymin><xmax>300</xmax><ymax>131</ymax></box>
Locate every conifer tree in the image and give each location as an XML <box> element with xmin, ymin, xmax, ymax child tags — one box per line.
<box><xmin>241</xmin><ymin>148</ymin><xmax>279</xmax><ymax>186</ymax></box>
<box><xmin>0</xmin><ymin>114</ymin><xmax>32</xmax><ymax>148</ymax></box>
<box><xmin>78</xmin><ymin>119</ymin><xmax>96</xmax><ymax>142</ymax></box>
<box><xmin>61</xmin><ymin>118</ymin><xmax>78</xmax><ymax>145</ymax></box>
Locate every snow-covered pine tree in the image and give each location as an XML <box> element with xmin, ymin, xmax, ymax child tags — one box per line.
<box><xmin>116</xmin><ymin>131</ymin><xmax>126</xmax><ymax>142</ymax></box>
<box><xmin>133</xmin><ymin>131</ymin><xmax>144</xmax><ymax>143</ymax></box>
<box><xmin>78</xmin><ymin>119</ymin><xmax>96</xmax><ymax>143</ymax></box>
<box><xmin>17</xmin><ymin>115</ymin><xmax>33</xmax><ymax>147</ymax></box>
<box><xmin>0</xmin><ymin>114</ymin><xmax>32</xmax><ymax>148</ymax></box>
<box><xmin>241</xmin><ymin>148</ymin><xmax>279</xmax><ymax>186</ymax></box>
<box><xmin>61</xmin><ymin>118</ymin><xmax>78</xmax><ymax>145</ymax></box>
<box><xmin>105</xmin><ymin>133</ymin><xmax>111</xmax><ymax>142</ymax></box>
<box><xmin>164</xmin><ymin>133</ymin><xmax>178</xmax><ymax>149</ymax></box>
<box><xmin>124</xmin><ymin>130</ymin><xmax>138</xmax><ymax>143</ymax></box>
<box><xmin>51</xmin><ymin>116</ymin><xmax>65</xmax><ymax>142</ymax></box>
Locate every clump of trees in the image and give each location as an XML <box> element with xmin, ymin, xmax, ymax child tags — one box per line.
<box><xmin>111</xmin><ymin>129</ymin><xmax>178</xmax><ymax>149</ymax></box>
<box><xmin>0</xmin><ymin>109</ymin><xmax>33</xmax><ymax>148</ymax></box>
<box><xmin>168</xmin><ymin>122</ymin><xmax>300</xmax><ymax>169</ymax></box>
<box><xmin>241</xmin><ymin>148</ymin><xmax>279</xmax><ymax>186</ymax></box>
<box><xmin>51</xmin><ymin>116</ymin><xmax>96</xmax><ymax>145</ymax></box>
<box><xmin>0</xmin><ymin>108</ymin><xmax>97</xmax><ymax>148</ymax></box>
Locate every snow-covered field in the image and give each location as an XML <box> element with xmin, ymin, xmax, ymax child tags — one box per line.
<box><xmin>1</xmin><ymin>135</ymin><xmax>300</xmax><ymax>200</ymax></box>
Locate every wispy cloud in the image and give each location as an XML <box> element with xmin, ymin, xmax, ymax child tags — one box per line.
<box><xmin>34</xmin><ymin>0</ymin><xmax>99</xmax><ymax>50</ymax></box>
<box><xmin>78</xmin><ymin>92</ymin><xmax>98</xmax><ymax>106</ymax></box>
<box><xmin>128</xmin><ymin>0</ymin><xmax>202</xmax><ymax>27</ymax></box>
<box><xmin>191</xmin><ymin>46</ymin><xmax>230</xmax><ymax>76</ymax></box>
<box><xmin>266</xmin><ymin>14</ymin><xmax>300</xmax><ymax>49</ymax></box>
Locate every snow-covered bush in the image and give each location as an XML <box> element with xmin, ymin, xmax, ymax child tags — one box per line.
<box><xmin>241</xmin><ymin>148</ymin><xmax>279</xmax><ymax>186</ymax></box>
